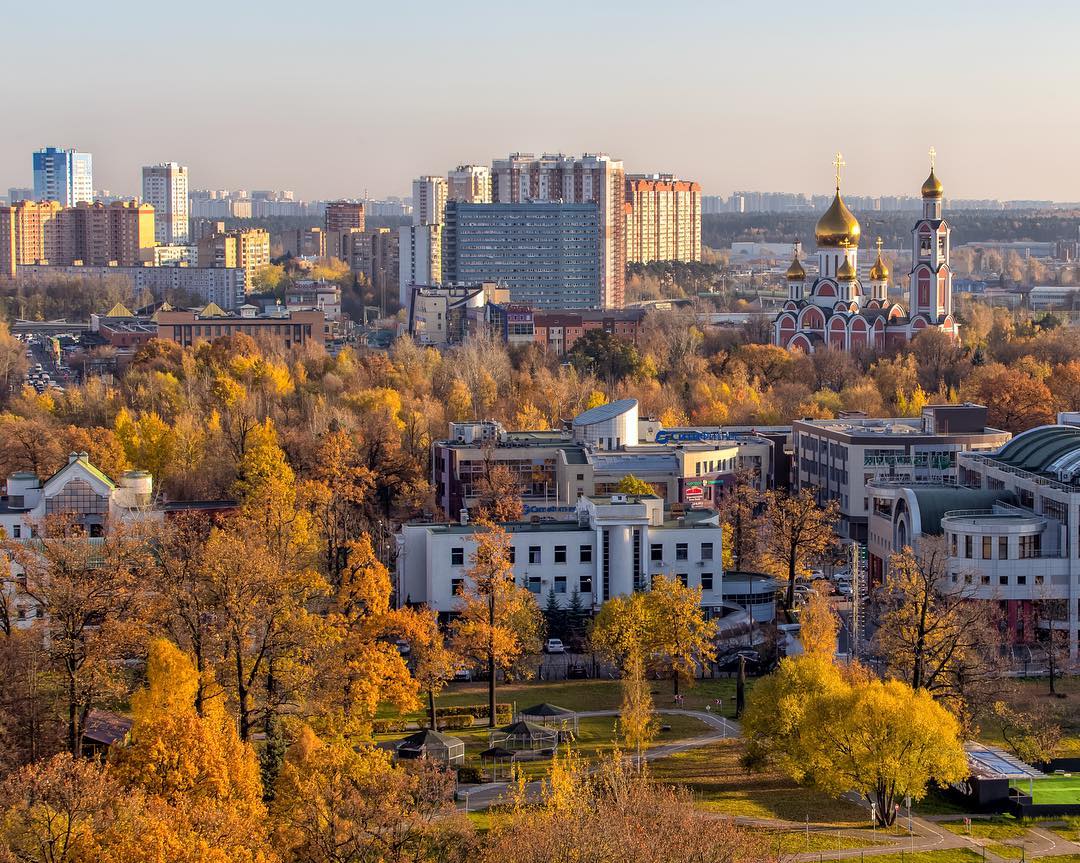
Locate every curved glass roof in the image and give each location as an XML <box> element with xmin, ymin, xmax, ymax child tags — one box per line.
<box><xmin>995</xmin><ymin>425</ymin><xmax>1080</xmax><ymax>474</ymax></box>
<box><xmin>572</xmin><ymin>398</ymin><xmax>637</xmax><ymax>427</ymax></box>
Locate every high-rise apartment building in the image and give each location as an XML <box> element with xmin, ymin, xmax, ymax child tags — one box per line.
<box><xmin>625</xmin><ymin>174</ymin><xmax>701</xmax><ymax>264</ymax></box>
<box><xmin>198</xmin><ymin>228</ymin><xmax>270</xmax><ymax>291</ymax></box>
<box><xmin>59</xmin><ymin>201</ymin><xmax>156</xmax><ymax>267</ymax></box>
<box><xmin>7</xmin><ymin>188</ymin><xmax>33</xmax><ymax>206</ymax></box>
<box><xmin>141</xmin><ymin>163</ymin><xmax>190</xmax><ymax>244</ymax></box>
<box><xmin>325</xmin><ymin>200</ymin><xmax>365</xmax><ymax>234</ymax></box>
<box><xmin>443</xmin><ymin>201</ymin><xmax>601</xmax><ymax>309</ymax></box>
<box><xmin>398</xmin><ymin>224</ymin><xmax>442</xmax><ymax>306</ymax></box>
<box><xmin>0</xmin><ymin>201</ymin><xmax>64</xmax><ymax>278</ymax></box>
<box><xmin>412</xmin><ymin>176</ymin><xmax>448</xmax><ymax>226</ymax></box>
<box><xmin>32</xmin><ymin>147</ymin><xmax>93</xmax><ymax>206</ymax></box>
<box><xmin>491</xmin><ymin>153</ymin><xmax>625</xmax><ymax>307</ymax></box>
<box><xmin>343</xmin><ymin>227</ymin><xmax>399</xmax><ymax>310</ymax></box>
<box><xmin>447</xmin><ymin>165</ymin><xmax>492</xmax><ymax>203</ymax></box>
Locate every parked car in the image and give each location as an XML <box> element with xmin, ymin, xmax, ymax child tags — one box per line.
<box><xmin>836</xmin><ymin>582</ymin><xmax>853</xmax><ymax>598</ymax></box>
<box><xmin>544</xmin><ymin>638</ymin><xmax>565</xmax><ymax>654</ymax></box>
<box><xmin>567</xmin><ymin>662</ymin><xmax>588</xmax><ymax>679</ymax></box>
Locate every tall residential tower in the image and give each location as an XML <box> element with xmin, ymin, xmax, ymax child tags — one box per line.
<box><xmin>141</xmin><ymin>162</ymin><xmax>189</xmax><ymax>244</ymax></box>
<box><xmin>33</xmin><ymin>147</ymin><xmax>93</xmax><ymax>206</ymax></box>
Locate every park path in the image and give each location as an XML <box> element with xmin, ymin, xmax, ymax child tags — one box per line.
<box><xmin>458</xmin><ymin>710</ymin><xmax>1080</xmax><ymax>861</ymax></box>
<box><xmin>458</xmin><ymin>707</ymin><xmax>738</xmax><ymax>811</ymax></box>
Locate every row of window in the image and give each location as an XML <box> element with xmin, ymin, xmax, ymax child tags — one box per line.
<box><xmin>951</xmin><ymin>572</ymin><xmax>1044</xmax><ymax>587</ymax></box>
<box><xmin>450</xmin><ymin>541</ymin><xmax>715</xmax><ymax>567</ymax></box>
<box><xmin>449</xmin><ymin>572</ymin><xmax>716</xmax><ymax>596</ymax></box>
<box><xmin>949</xmin><ymin>533</ymin><xmax>1041</xmax><ymax>560</ymax></box>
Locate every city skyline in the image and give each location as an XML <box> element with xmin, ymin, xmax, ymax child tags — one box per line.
<box><xmin>4</xmin><ymin>1</ymin><xmax>1079</xmax><ymax>202</ymax></box>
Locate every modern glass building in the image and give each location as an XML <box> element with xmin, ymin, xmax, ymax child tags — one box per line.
<box><xmin>443</xmin><ymin>201</ymin><xmax>601</xmax><ymax>309</ymax></box>
<box><xmin>32</xmin><ymin>147</ymin><xmax>93</xmax><ymax>206</ymax></box>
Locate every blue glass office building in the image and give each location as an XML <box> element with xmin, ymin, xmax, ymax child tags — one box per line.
<box><xmin>443</xmin><ymin>201</ymin><xmax>601</xmax><ymax>308</ymax></box>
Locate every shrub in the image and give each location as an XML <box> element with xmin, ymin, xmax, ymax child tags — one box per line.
<box><xmin>455</xmin><ymin>765</ymin><xmax>483</xmax><ymax>784</ymax></box>
<box><xmin>372</xmin><ymin>718</ymin><xmax>408</xmax><ymax>734</ymax></box>
<box><xmin>439</xmin><ymin>714</ymin><xmax>476</xmax><ymax>730</ymax></box>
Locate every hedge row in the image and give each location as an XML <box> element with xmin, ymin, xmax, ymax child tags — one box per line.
<box><xmin>372</xmin><ymin>718</ymin><xmax>408</xmax><ymax>734</ymax></box>
<box><xmin>371</xmin><ymin>711</ymin><xmax>513</xmax><ymax>734</ymax></box>
<box><xmin>439</xmin><ymin>703</ymin><xmax>512</xmax><ymax>719</ymax></box>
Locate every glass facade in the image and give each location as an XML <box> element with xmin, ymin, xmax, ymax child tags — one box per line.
<box><xmin>443</xmin><ymin>201</ymin><xmax>601</xmax><ymax>308</ymax></box>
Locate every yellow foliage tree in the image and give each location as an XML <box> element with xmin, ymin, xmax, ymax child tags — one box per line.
<box><xmin>799</xmin><ymin>589</ymin><xmax>839</xmax><ymax>657</ymax></box>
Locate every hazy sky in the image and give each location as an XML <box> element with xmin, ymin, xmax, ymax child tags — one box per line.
<box><xmin>4</xmin><ymin>0</ymin><xmax>1078</xmax><ymax>202</ymax></box>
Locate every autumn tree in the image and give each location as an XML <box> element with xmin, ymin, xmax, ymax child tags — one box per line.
<box><xmin>873</xmin><ymin>543</ymin><xmax>1002</xmax><ymax>723</ymax></box>
<box><xmin>451</xmin><ymin>522</ymin><xmax>543</xmax><ymax>727</ymax></box>
<box><xmin>992</xmin><ymin>701</ymin><xmax>1062</xmax><ymax>765</ymax></box>
<box><xmin>716</xmin><ymin>468</ymin><xmax>760</xmax><ymax>570</ymax></box>
<box><xmin>799</xmin><ymin>587</ymin><xmax>839</xmax><ymax>657</ymax></box>
<box><xmin>311</xmin><ymin>535</ymin><xmax>419</xmax><ymax>739</ymax></box>
<box><xmin>592</xmin><ymin>576</ymin><xmax>716</xmax><ymax>696</ymax></box>
<box><xmin>306</xmin><ymin>427</ymin><xmax>373</xmax><ymax>586</ymax></box>
<box><xmin>273</xmin><ymin>726</ymin><xmax>474</xmax><ymax>863</ymax></box>
<box><xmin>614</xmin><ymin>474</ymin><xmax>655</xmax><ymax>496</ymax></box>
<box><xmin>617</xmin><ymin>648</ymin><xmax>657</xmax><ymax>767</ymax></box>
<box><xmin>3</xmin><ymin>515</ymin><xmax>152</xmax><ymax>754</ymax></box>
<box><xmin>960</xmin><ymin>363</ymin><xmax>1054</xmax><ymax>433</ymax></box>
<box><xmin>473</xmin><ymin>462</ymin><xmax>524</xmax><ymax>522</ymax></box>
<box><xmin>399</xmin><ymin>606</ymin><xmax>458</xmax><ymax>731</ymax></box>
<box><xmin>758</xmin><ymin>489</ymin><xmax>838</xmax><ymax>607</ymax></box>
<box><xmin>800</xmin><ymin>679</ymin><xmax>967</xmax><ymax>826</ymax></box>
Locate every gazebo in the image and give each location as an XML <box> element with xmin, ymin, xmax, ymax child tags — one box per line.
<box><xmin>489</xmin><ymin>719</ymin><xmax>558</xmax><ymax>752</ymax></box>
<box><xmin>519</xmin><ymin>702</ymin><xmax>579</xmax><ymax>734</ymax></box>
<box><xmin>479</xmin><ymin>746</ymin><xmax>516</xmax><ymax>780</ymax></box>
<box><xmin>395</xmin><ymin>729</ymin><xmax>465</xmax><ymax>765</ymax></box>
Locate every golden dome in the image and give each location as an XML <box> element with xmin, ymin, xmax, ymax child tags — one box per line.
<box><xmin>836</xmin><ymin>256</ymin><xmax>856</xmax><ymax>281</ymax></box>
<box><xmin>815</xmin><ymin>192</ymin><xmax>861</xmax><ymax>248</ymax></box>
<box><xmin>786</xmin><ymin>253</ymin><xmax>806</xmax><ymax>280</ymax></box>
<box><xmin>869</xmin><ymin>253</ymin><xmax>889</xmax><ymax>282</ymax></box>
<box><xmin>921</xmin><ymin>168</ymin><xmax>943</xmax><ymax>199</ymax></box>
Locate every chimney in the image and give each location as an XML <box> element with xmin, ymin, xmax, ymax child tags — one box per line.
<box><xmin>459</xmin><ymin>509</ymin><xmax>469</xmax><ymax>526</ymax></box>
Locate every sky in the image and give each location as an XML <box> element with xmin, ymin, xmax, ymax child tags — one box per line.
<box><xmin>4</xmin><ymin>0</ymin><xmax>1079</xmax><ymax>202</ymax></box>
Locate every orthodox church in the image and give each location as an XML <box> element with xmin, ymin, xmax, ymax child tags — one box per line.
<box><xmin>773</xmin><ymin>152</ymin><xmax>958</xmax><ymax>353</ymax></box>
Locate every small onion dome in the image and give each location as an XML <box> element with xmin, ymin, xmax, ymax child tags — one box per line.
<box><xmin>815</xmin><ymin>192</ymin><xmax>861</xmax><ymax>248</ymax></box>
<box><xmin>921</xmin><ymin>168</ymin><xmax>943</xmax><ymax>199</ymax></box>
<box><xmin>836</xmin><ymin>256</ymin><xmax>857</xmax><ymax>281</ymax></box>
<box><xmin>869</xmin><ymin>252</ymin><xmax>889</xmax><ymax>282</ymax></box>
<box><xmin>786</xmin><ymin>254</ymin><xmax>806</xmax><ymax>280</ymax></box>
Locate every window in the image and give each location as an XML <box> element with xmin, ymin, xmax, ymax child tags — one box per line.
<box><xmin>981</xmin><ymin>575</ymin><xmax>990</xmax><ymax>585</ymax></box>
<box><xmin>1034</xmin><ymin>575</ymin><xmax>1044</xmax><ymax>586</ymax></box>
<box><xmin>579</xmin><ymin>574</ymin><xmax>593</xmax><ymax>593</ymax></box>
<box><xmin>999</xmin><ymin>537</ymin><xmax>1008</xmax><ymax>560</ymax></box>
<box><xmin>554</xmin><ymin>575</ymin><xmax>567</xmax><ymax>594</ymax></box>
<box><xmin>676</xmin><ymin>543</ymin><xmax>688</xmax><ymax>561</ymax></box>
<box><xmin>451</xmin><ymin>577</ymin><xmax>464</xmax><ymax>596</ymax></box>
<box><xmin>950</xmin><ymin>533</ymin><xmax>957</xmax><ymax>556</ymax></box>
<box><xmin>529</xmin><ymin>546</ymin><xmax>541</xmax><ymax>564</ymax></box>
<box><xmin>982</xmin><ymin>537</ymin><xmax>992</xmax><ymax>560</ymax></box>
<box><xmin>650</xmin><ymin>543</ymin><xmax>663</xmax><ymax>562</ymax></box>
<box><xmin>579</xmin><ymin>544</ymin><xmax>592</xmax><ymax>563</ymax></box>
<box><xmin>527</xmin><ymin>576</ymin><xmax>541</xmax><ymax>594</ymax></box>
<box><xmin>999</xmin><ymin>576</ymin><xmax>1008</xmax><ymax>586</ymax></box>
<box><xmin>701</xmin><ymin>572</ymin><xmax>714</xmax><ymax>591</ymax></box>
<box><xmin>1017</xmin><ymin>575</ymin><xmax>1027</xmax><ymax>585</ymax></box>
<box><xmin>554</xmin><ymin>545</ymin><xmax>567</xmax><ymax>564</ymax></box>
<box><xmin>11</xmin><ymin>525</ymin><xmax>19</xmax><ymax>539</ymax></box>
<box><xmin>509</xmin><ymin>546</ymin><xmax>516</xmax><ymax>564</ymax></box>
<box><xmin>451</xmin><ymin>547</ymin><xmax>464</xmax><ymax>566</ymax></box>
<box><xmin>965</xmin><ymin>535</ymin><xmax>972</xmax><ymax>559</ymax></box>
<box><xmin>577</xmin><ymin>473</ymin><xmax>584</xmax><ymax>481</ymax></box>
<box><xmin>701</xmin><ymin>542</ymin><xmax>713</xmax><ymax>561</ymax></box>
<box><xmin>676</xmin><ymin>573</ymin><xmax>688</xmax><ymax>586</ymax></box>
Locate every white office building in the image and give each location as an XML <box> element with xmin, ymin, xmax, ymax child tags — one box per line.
<box><xmin>142</xmin><ymin>162</ymin><xmax>190</xmax><ymax>244</ymax></box>
<box><xmin>397</xmin><ymin>493</ymin><xmax>724</xmax><ymax>615</ymax></box>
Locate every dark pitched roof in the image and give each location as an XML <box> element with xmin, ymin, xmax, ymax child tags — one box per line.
<box><xmin>81</xmin><ymin>709</ymin><xmax>132</xmax><ymax>746</ymax></box>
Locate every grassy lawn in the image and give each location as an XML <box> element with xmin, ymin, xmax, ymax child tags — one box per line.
<box><xmin>1009</xmin><ymin>776</ymin><xmax>1080</xmax><ymax>805</ymax></box>
<box><xmin>379</xmin><ymin>677</ymin><xmax>745</xmax><ymax>722</ymax></box>
<box><xmin>767</xmin><ymin>830</ymin><xmax>889</xmax><ymax>855</ymax></box>
<box><xmin>648</xmin><ymin>739</ymin><xmax>872</xmax><ymax>826</ymax></box>
<box><xmin>380</xmin><ymin>712</ymin><xmax>709</xmax><ymax>782</ymax></box>
<box><xmin>939</xmin><ymin>819</ymin><xmax>1028</xmax><ymax>841</ymax></box>
<box><xmin>843</xmin><ymin>852</ymin><xmax>984</xmax><ymax>863</ymax></box>
<box><xmin>977</xmin><ymin>676</ymin><xmax>1080</xmax><ymax>758</ymax></box>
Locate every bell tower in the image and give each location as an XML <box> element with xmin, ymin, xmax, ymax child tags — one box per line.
<box><xmin>909</xmin><ymin>147</ymin><xmax>951</xmax><ymax>322</ymax></box>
